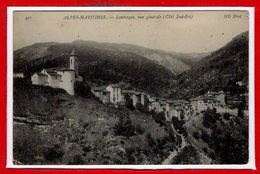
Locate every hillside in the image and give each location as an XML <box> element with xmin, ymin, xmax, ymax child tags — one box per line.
<box><xmin>169</xmin><ymin>51</ymin><xmax>210</xmax><ymax>66</ymax></box>
<box><xmin>86</xmin><ymin>41</ymin><xmax>191</xmax><ymax>74</ymax></box>
<box><xmin>14</xmin><ymin>42</ymin><xmax>177</xmax><ymax>97</ymax></box>
<box><xmin>13</xmin><ymin>79</ymin><xmax>179</xmax><ymax>165</ymax></box>
<box><xmin>183</xmin><ymin>108</ymin><xmax>248</xmax><ymax>164</ymax></box>
<box><xmin>171</xmin><ymin>31</ymin><xmax>249</xmax><ymax>100</ymax></box>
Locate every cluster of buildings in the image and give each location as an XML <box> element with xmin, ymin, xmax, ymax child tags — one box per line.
<box><xmin>92</xmin><ymin>85</ymin><xmax>232</xmax><ymax>122</ymax></box>
<box><xmin>24</xmin><ymin>48</ymin><xmax>244</xmax><ymax>121</ymax></box>
<box><xmin>190</xmin><ymin>91</ymin><xmax>226</xmax><ymax>112</ymax></box>
<box><xmin>91</xmin><ymin>85</ymin><xmax>148</xmax><ymax>107</ymax></box>
<box><xmin>30</xmin><ymin>50</ymin><xmax>83</xmax><ymax>95</ymax></box>
<box><xmin>91</xmin><ymin>84</ymin><xmax>195</xmax><ymax>122</ymax></box>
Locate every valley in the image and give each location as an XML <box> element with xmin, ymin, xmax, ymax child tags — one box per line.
<box><xmin>13</xmin><ymin>31</ymin><xmax>249</xmax><ymax>165</ymax></box>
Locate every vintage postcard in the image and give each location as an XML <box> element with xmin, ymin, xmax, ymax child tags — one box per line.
<box><xmin>7</xmin><ymin>7</ymin><xmax>255</xmax><ymax>169</ymax></box>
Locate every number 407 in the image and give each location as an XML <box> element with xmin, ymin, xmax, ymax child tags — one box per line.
<box><xmin>25</xmin><ymin>16</ymin><xmax>32</xmax><ymax>20</ymax></box>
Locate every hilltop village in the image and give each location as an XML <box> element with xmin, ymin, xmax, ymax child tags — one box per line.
<box><xmin>91</xmin><ymin>84</ymin><xmax>238</xmax><ymax>122</ymax></box>
<box><xmin>21</xmin><ymin>49</ymin><xmax>247</xmax><ymax>123</ymax></box>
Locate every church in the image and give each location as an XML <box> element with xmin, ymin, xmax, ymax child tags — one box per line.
<box><xmin>31</xmin><ymin>49</ymin><xmax>83</xmax><ymax>95</ymax></box>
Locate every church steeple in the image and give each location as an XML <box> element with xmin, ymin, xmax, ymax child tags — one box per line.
<box><xmin>70</xmin><ymin>49</ymin><xmax>77</xmax><ymax>56</ymax></box>
<box><xmin>69</xmin><ymin>49</ymin><xmax>79</xmax><ymax>77</ymax></box>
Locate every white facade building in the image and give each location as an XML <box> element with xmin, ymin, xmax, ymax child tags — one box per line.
<box><xmin>106</xmin><ymin>84</ymin><xmax>122</xmax><ymax>105</ymax></box>
<box><xmin>13</xmin><ymin>73</ymin><xmax>24</xmax><ymax>78</ymax></box>
<box><xmin>31</xmin><ymin>49</ymin><xmax>82</xmax><ymax>95</ymax></box>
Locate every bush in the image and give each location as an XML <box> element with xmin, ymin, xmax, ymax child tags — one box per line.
<box><xmin>201</xmin><ymin>131</ymin><xmax>210</xmax><ymax>143</ymax></box>
<box><xmin>43</xmin><ymin>144</ymin><xmax>64</xmax><ymax>162</ymax></box>
<box><xmin>223</xmin><ymin>112</ymin><xmax>231</xmax><ymax>120</ymax></box>
<box><xmin>102</xmin><ymin>130</ymin><xmax>108</xmax><ymax>136</ymax></box>
<box><xmin>237</xmin><ymin>102</ymin><xmax>245</xmax><ymax>118</ymax></box>
<box><xmin>209</xmin><ymin>152</ymin><xmax>216</xmax><ymax>160</ymax></box>
<box><xmin>152</xmin><ymin>111</ymin><xmax>166</xmax><ymax>126</ymax></box>
<box><xmin>114</xmin><ymin>115</ymin><xmax>137</xmax><ymax>138</ymax></box>
<box><xmin>68</xmin><ymin>155</ymin><xmax>85</xmax><ymax>165</ymax></box>
<box><xmin>136</xmin><ymin>102</ymin><xmax>143</xmax><ymax>111</ymax></box>
<box><xmin>203</xmin><ymin>108</ymin><xmax>221</xmax><ymax>128</ymax></box>
<box><xmin>134</xmin><ymin>124</ymin><xmax>144</xmax><ymax>134</ymax></box>
<box><xmin>193</xmin><ymin>131</ymin><xmax>200</xmax><ymax>139</ymax></box>
<box><xmin>125</xmin><ymin>95</ymin><xmax>134</xmax><ymax>110</ymax></box>
<box><xmin>172</xmin><ymin>117</ymin><xmax>187</xmax><ymax>136</ymax></box>
<box><xmin>202</xmin><ymin>147</ymin><xmax>208</xmax><ymax>153</ymax></box>
<box><xmin>136</xmin><ymin>102</ymin><xmax>149</xmax><ymax>113</ymax></box>
<box><xmin>13</xmin><ymin>125</ymin><xmax>41</xmax><ymax>163</ymax></box>
<box><xmin>180</xmin><ymin>110</ymin><xmax>185</xmax><ymax>120</ymax></box>
<box><xmin>82</xmin><ymin>146</ymin><xmax>91</xmax><ymax>152</ymax></box>
<box><xmin>146</xmin><ymin>133</ymin><xmax>156</xmax><ymax>146</ymax></box>
<box><xmin>74</xmin><ymin>82</ymin><xmax>91</xmax><ymax>98</ymax></box>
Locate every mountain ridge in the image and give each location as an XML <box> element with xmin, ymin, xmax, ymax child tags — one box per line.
<box><xmin>14</xmin><ymin>40</ymin><xmax>202</xmax><ymax>75</ymax></box>
<box><xmin>171</xmin><ymin>31</ymin><xmax>249</xmax><ymax>99</ymax></box>
<box><xmin>14</xmin><ymin>41</ymin><xmax>176</xmax><ymax>97</ymax></box>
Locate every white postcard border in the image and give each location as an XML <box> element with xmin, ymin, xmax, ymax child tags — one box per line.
<box><xmin>7</xmin><ymin>6</ymin><xmax>255</xmax><ymax>170</ymax></box>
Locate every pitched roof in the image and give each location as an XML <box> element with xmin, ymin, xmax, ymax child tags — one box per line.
<box><xmin>122</xmin><ymin>90</ymin><xmax>133</xmax><ymax>93</ymax></box>
<box><xmin>56</xmin><ymin>67</ymin><xmax>74</xmax><ymax>71</ymax></box>
<box><xmin>207</xmin><ymin>91</ymin><xmax>219</xmax><ymax>95</ymax></box>
<box><xmin>48</xmin><ymin>72</ymin><xmax>60</xmax><ymax>76</ymax></box>
<box><xmin>36</xmin><ymin>73</ymin><xmax>48</xmax><ymax>77</ymax></box>
<box><xmin>122</xmin><ymin>90</ymin><xmax>141</xmax><ymax>95</ymax></box>
<box><xmin>92</xmin><ymin>86</ymin><xmax>107</xmax><ymax>91</ymax></box>
<box><xmin>108</xmin><ymin>84</ymin><xmax>120</xmax><ymax>88</ymax></box>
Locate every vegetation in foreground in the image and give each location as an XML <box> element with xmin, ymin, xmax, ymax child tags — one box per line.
<box><xmin>13</xmin><ymin>79</ymin><xmax>178</xmax><ymax>165</ymax></box>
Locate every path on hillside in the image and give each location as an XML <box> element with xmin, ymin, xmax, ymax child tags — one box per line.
<box><xmin>161</xmin><ymin>150</ymin><xmax>178</xmax><ymax>165</ymax></box>
<box><xmin>161</xmin><ymin>124</ymin><xmax>188</xmax><ymax>164</ymax></box>
<box><xmin>162</xmin><ymin>122</ymin><xmax>212</xmax><ymax>164</ymax></box>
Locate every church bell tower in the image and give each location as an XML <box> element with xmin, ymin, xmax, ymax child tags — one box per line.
<box><xmin>69</xmin><ymin>49</ymin><xmax>79</xmax><ymax>77</ymax></box>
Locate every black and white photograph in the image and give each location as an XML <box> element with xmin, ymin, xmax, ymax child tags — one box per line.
<box><xmin>8</xmin><ymin>8</ymin><xmax>254</xmax><ymax>168</ymax></box>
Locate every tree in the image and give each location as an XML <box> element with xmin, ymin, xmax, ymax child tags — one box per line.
<box><xmin>74</xmin><ymin>82</ymin><xmax>91</xmax><ymax>98</ymax></box>
<box><xmin>172</xmin><ymin>117</ymin><xmax>187</xmax><ymax>136</ymax></box>
<box><xmin>180</xmin><ymin>110</ymin><xmax>185</xmax><ymax>120</ymax></box>
<box><xmin>193</xmin><ymin>131</ymin><xmax>200</xmax><ymax>139</ymax></box>
<box><xmin>125</xmin><ymin>94</ymin><xmax>134</xmax><ymax>110</ymax></box>
<box><xmin>152</xmin><ymin>111</ymin><xmax>165</xmax><ymax>126</ymax></box>
<box><xmin>43</xmin><ymin>144</ymin><xmax>64</xmax><ymax>162</ymax></box>
<box><xmin>114</xmin><ymin>115</ymin><xmax>136</xmax><ymax>138</ymax></box>
<box><xmin>201</xmin><ymin>131</ymin><xmax>210</xmax><ymax>143</ymax></box>
<box><xmin>223</xmin><ymin>112</ymin><xmax>231</xmax><ymax>120</ymax></box>
<box><xmin>68</xmin><ymin>155</ymin><xmax>85</xmax><ymax>165</ymax></box>
<box><xmin>146</xmin><ymin>133</ymin><xmax>156</xmax><ymax>147</ymax></box>
<box><xmin>237</xmin><ymin>102</ymin><xmax>245</xmax><ymax>118</ymax></box>
<box><xmin>203</xmin><ymin>108</ymin><xmax>221</xmax><ymax>128</ymax></box>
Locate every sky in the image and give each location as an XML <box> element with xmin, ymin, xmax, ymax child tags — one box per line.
<box><xmin>13</xmin><ymin>10</ymin><xmax>249</xmax><ymax>53</ymax></box>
